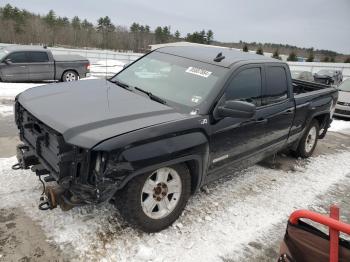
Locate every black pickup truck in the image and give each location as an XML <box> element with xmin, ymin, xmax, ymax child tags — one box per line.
<box><xmin>13</xmin><ymin>46</ymin><xmax>338</xmax><ymax>232</ymax></box>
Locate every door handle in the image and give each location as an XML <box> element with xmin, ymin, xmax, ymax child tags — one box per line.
<box><xmin>283</xmin><ymin>109</ymin><xmax>294</xmax><ymax>115</ymax></box>
<box><xmin>255</xmin><ymin>118</ymin><xmax>268</xmax><ymax>124</ymax></box>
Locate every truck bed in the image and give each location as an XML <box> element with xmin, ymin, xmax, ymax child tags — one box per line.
<box><xmin>53</xmin><ymin>54</ymin><xmax>88</xmax><ymax>62</ymax></box>
<box><xmin>292</xmin><ymin>79</ymin><xmax>331</xmax><ymax>95</ymax></box>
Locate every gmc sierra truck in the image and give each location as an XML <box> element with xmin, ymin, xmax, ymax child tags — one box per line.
<box><xmin>13</xmin><ymin>46</ymin><xmax>338</xmax><ymax>232</ymax></box>
<box><xmin>0</xmin><ymin>45</ymin><xmax>90</xmax><ymax>82</ymax></box>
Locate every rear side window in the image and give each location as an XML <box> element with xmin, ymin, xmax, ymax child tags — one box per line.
<box><xmin>264</xmin><ymin>66</ymin><xmax>288</xmax><ymax>105</ymax></box>
<box><xmin>27</xmin><ymin>52</ymin><xmax>49</xmax><ymax>62</ymax></box>
<box><xmin>225</xmin><ymin>68</ymin><xmax>262</xmax><ymax>106</ymax></box>
<box><xmin>7</xmin><ymin>52</ymin><xmax>28</xmax><ymax>63</ymax></box>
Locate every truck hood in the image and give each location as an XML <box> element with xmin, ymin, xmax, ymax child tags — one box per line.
<box><xmin>339</xmin><ymin>90</ymin><xmax>350</xmax><ymax>103</ymax></box>
<box><xmin>314</xmin><ymin>74</ymin><xmax>332</xmax><ymax>79</ymax></box>
<box><xmin>17</xmin><ymin>79</ymin><xmax>189</xmax><ymax>148</ymax></box>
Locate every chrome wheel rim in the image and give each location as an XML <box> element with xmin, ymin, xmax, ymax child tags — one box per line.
<box><xmin>65</xmin><ymin>72</ymin><xmax>77</xmax><ymax>81</ymax></box>
<box><xmin>141</xmin><ymin>167</ymin><xmax>182</xmax><ymax>219</ymax></box>
<box><xmin>305</xmin><ymin>126</ymin><xmax>317</xmax><ymax>153</ymax></box>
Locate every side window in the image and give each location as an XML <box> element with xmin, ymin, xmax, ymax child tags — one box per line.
<box><xmin>7</xmin><ymin>52</ymin><xmax>28</xmax><ymax>63</ymax></box>
<box><xmin>264</xmin><ymin>66</ymin><xmax>288</xmax><ymax>105</ymax></box>
<box><xmin>225</xmin><ymin>68</ymin><xmax>262</xmax><ymax>106</ymax></box>
<box><xmin>27</xmin><ymin>52</ymin><xmax>49</xmax><ymax>63</ymax></box>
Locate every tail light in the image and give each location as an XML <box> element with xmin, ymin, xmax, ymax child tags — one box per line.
<box><xmin>86</xmin><ymin>63</ymin><xmax>91</xmax><ymax>71</ymax></box>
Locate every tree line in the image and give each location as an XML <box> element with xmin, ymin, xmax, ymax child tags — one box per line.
<box><xmin>0</xmin><ymin>3</ymin><xmax>349</xmax><ymax>62</ymax></box>
<box><xmin>236</xmin><ymin>42</ymin><xmax>349</xmax><ymax>63</ymax></box>
<box><xmin>0</xmin><ymin>4</ymin><xmax>214</xmax><ymax>52</ymax></box>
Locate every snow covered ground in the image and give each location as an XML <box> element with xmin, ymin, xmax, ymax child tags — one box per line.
<box><xmin>1</xmin><ymin>78</ymin><xmax>350</xmax><ymax>261</ymax></box>
<box><xmin>90</xmin><ymin>59</ymin><xmax>125</xmax><ymax>78</ymax></box>
<box><xmin>0</xmin><ymin>82</ymin><xmax>44</xmax><ymax>100</ymax></box>
<box><xmin>329</xmin><ymin>118</ymin><xmax>350</xmax><ymax>133</ymax></box>
<box><xmin>1</xmin><ymin>150</ymin><xmax>350</xmax><ymax>261</ymax></box>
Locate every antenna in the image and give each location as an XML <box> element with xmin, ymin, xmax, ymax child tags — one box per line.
<box><xmin>214</xmin><ymin>52</ymin><xmax>225</xmax><ymax>62</ymax></box>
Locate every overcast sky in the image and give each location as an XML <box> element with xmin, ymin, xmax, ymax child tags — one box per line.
<box><xmin>2</xmin><ymin>0</ymin><xmax>350</xmax><ymax>54</ymax></box>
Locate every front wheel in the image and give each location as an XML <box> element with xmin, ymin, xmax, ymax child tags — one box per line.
<box><xmin>115</xmin><ymin>164</ymin><xmax>191</xmax><ymax>232</ymax></box>
<box><xmin>293</xmin><ymin>120</ymin><xmax>319</xmax><ymax>158</ymax></box>
<box><xmin>62</xmin><ymin>70</ymin><xmax>78</xmax><ymax>82</ymax></box>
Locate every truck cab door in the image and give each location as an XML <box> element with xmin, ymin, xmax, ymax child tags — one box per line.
<box><xmin>27</xmin><ymin>51</ymin><xmax>54</xmax><ymax>81</ymax></box>
<box><xmin>259</xmin><ymin>64</ymin><xmax>295</xmax><ymax>150</ymax></box>
<box><xmin>0</xmin><ymin>52</ymin><xmax>29</xmax><ymax>82</ymax></box>
<box><xmin>207</xmin><ymin>65</ymin><xmax>267</xmax><ymax>180</ymax></box>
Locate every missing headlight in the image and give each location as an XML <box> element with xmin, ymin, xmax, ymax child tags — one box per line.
<box><xmin>94</xmin><ymin>152</ymin><xmax>107</xmax><ymax>174</ymax></box>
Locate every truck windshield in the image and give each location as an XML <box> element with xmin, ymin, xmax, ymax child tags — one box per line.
<box><xmin>339</xmin><ymin>79</ymin><xmax>350</xmax><ymax>92</ymax></box>
<box><xmin>111</xmin><ymin>51</ymin><xmax>227</xmax><ymax>108</ymax></box>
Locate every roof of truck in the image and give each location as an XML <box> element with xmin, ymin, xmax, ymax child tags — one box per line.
<box><xmin>155</xmin><ymin>45</ymin><xmax>279</xmax><ymax>67</ymax></box>
<box><xmin>3</xmin><ymin>45</ymin><xmax>48</xmax><ymax>52</ymax></box>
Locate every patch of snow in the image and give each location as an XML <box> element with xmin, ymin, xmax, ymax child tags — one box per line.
<box><xmin>90</xmin><ymin>59</ymin><xmax>125</xmax><ymax>77</ymax></box>
<box><xmin>95</xmin><ymin>59</ymin><xmax>126</xmax><ymax>67</ymax></box>
<box><xmin>1</xmin><ymin>150</ymin><xmax>350</xmax><ymax>261</ymax></box>
<box><xmin>0</xmin><ymin>104</ymin><xmax>13</xmax><ymax>116</ymax></box>
<box><xmin>0</xmin><ymin>82</ymin><xmax>44</xmax><ymax>100</ymax></box>
<box><xmin>329</xmin><ymin>119</ymin><xmax>350</xmax><ymax>133</ymax></box>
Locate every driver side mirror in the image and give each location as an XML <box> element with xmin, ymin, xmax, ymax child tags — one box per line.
<box><xmin>4</xmin><ymin>58</ymin><xmax>12</xmax><ymax>65</ymax></box>
<box><xmin>217</xmin><ymin>100</ymin><xmax>256</xmax><ymax>119</ymax></box>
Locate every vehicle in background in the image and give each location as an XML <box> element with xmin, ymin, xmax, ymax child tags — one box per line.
<box><xmin>291</xmin><ymin>70</ymin><xmax>314</xmax><ymax>82</ymax></box>
<box><xmin>334</xmin><ymin>79</ymin><xmax>350</xmax><ymax>118</ymax></box>
<box><xmin>0</xmin><ymin>46</ymin><xmax>90</xmax><ymax>82</ymax></box>
<box><xmin>13</xmin><ymin>46</ymin><xmax>338</xmax><ymax>232</ymax></box>
<box><xmin>314</xmin><ymin>69</ymin><xmax>343</xmax><ymax>86</ymax></box>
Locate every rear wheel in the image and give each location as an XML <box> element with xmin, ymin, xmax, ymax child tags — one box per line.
<box><xmin>293</xmin><ymin>120</ymin><xmax>319</xmax><ymax>158</ymax></box>
<box><xmin>115</xmin><ymin>164</ymin><xmax>191</xmax><ymax>232</ymax></box>
<box><xmin>62</xmin><ymin>70</ymin><xmax>78</xmax><ymax>82</ymax></box>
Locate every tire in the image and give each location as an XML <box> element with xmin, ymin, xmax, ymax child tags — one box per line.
<box><xmin>62</xmin><ymin>70</ymin><xmax>78</xmax><ymax>82</ymax></box>
<box><xmin>293</xmin><ymin>120</ymin><xmax>319</xmax><ymax>158</ymax></box>
<box><xmin>115</xmin><ymin>164</ymin><xmax>191</xmax><ymax>232</ymax></box>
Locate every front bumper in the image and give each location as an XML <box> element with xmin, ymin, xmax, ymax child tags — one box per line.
<box><xmin>334</xmin><ymin>104</ymin><xmax>350</xmax><ymax>118</ymax></box>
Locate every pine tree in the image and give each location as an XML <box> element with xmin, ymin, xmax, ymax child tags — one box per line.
<box><xmin>155</xmin><ymin>26</ymin><xmax>163</xmax><ymax>43</ymax></box>
<box><xmin>97</xmin><ymin>16</ymin><xmax>115</xmax><ymax>49</ymax></box>
<box><xmin>130</xmin><ymin>22</ymin><xmax>140</xmax><ymax>33</ymax></box>
<box><xmin>322</xmin><ymin>56</ymin><xmax>330</xmax><ymax>62</ymax></box>
<box><xmin>174</xmin><ymin>30</ymin><xmax>180</xmax><ymax>39</ymax></box>
<box><xmin>344</xmin><ymin>58</ymin><xmax>350</xmax><ymax>63</ymax></box>
<box><xmin>272</xmin><ymin>49</ymin><xmax>281</xmax><ymax>60</ymax></box>
<box><xmin>287</xmin><ymin>51</ymin><xmax>298</xmax><ymax>61</ymax></box>
<box><xmin>206</xmin><ymin>30</ymin><xmax>213</xmax><ymax>44</ymax></box>
<box><xmin>330</xmin><ymin>57</ymin><xmax>335</xmax><ymax>62</ymax></box>
<box><xmin>256</xmin><ymin>46</ymin><xmax>264</xmax><ymax>55</ymax></box>
<box><xmin>306</xmin><ymin>49</ymin><xmax>314</xmax><ymax>62</ymax></box>
<box><xmin>242</xmin><ymin>44</ymin><xmax>248</xmax><ymax>52</ymax></box>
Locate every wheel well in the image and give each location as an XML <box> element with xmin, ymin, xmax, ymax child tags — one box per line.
<box><xmin>314</xmin><ymin>113</ymin><xmax>329</xmax><ymax>130</ymax></box>
<box><xmin>185</xmin><ymin>160</ymin><xmax>201</xmax><ymax>194</ymax></box>
<box><xmin>61</xmin><ymin>69</ymin><xmax>79</xmax><ymax>81</ymax></box>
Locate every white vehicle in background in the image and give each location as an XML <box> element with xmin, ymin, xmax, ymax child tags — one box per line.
<box><xmin>335</xmin><ymin>79</ymin><xmax>350</xmax><ymax>118</ymax></box>
<box><xmin>291</xmin><ymin>70</ymin><xmax>314</xmax><ymax>82</ymax></box>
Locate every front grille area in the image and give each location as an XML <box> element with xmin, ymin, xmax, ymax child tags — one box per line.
<box><xmin>335</xmin><ymin>109</ymin><xmax>350</xmax><ymax>116</ymax></box>
<box><xmin>15</xmin><ymin>102</ymin><xmax>90</xmax><ymax>181</ymax></box>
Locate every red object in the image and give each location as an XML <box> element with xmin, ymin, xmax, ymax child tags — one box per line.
<box><xmin>329</xmin><ymin>206</ymin><xmax>340</xmax><ymax>262</ymax></box>
<box><xmin>289</xmin><ymin>206</ymin><xmax>350</xmax><ymax>262</ymax></box>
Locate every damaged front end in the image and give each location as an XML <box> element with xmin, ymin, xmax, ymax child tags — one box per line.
<box><xmin>13</xmin><ymin>102</ymin><xmax>115</xmax><ymax>211</ymax></box>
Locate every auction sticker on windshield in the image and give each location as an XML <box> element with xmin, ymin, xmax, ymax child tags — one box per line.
<box><xmin>186</xmin><ymin>67</ymin><xmax>212</xmax><ymax>78</ymax></box>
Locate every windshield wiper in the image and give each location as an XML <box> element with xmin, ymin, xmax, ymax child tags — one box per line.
<box><xmin>134</xmin><ymin>86</ymin><xmax>167</xmax><ymax>105</ymax></box>
<box><xmin>108</xmin><ymin>79</ymin><xmax>132</xmax><ymax>91</ymax></box>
